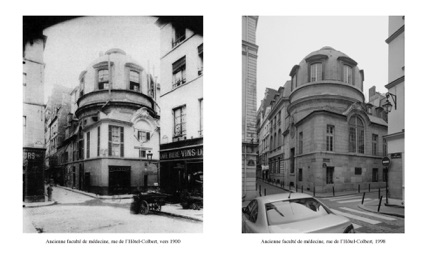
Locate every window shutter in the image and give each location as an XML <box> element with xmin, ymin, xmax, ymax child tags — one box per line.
<box><xmin>120</xmin><ymin>127</ymin><xmax>124</xmax><ymax>157</ymax></box>
<box><xmin>146</xmin><ymin>132</ymin><xmax>150</xmax><ymax>141</ymax></box>
<box><xmin>172</xmin><ymin>56</ymin><xmax>186</xmax><ymax>73</ymax></box>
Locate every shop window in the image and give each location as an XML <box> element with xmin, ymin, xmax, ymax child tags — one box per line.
<box><xmin>109</xmin><ymin>125</ymin><xmax>124</xmax><ymax>157</ymax></box>
<box><xmin>173</xmin><ymin>106</ymin><xmax>186</xmax><ymax>140</ymax></box>
<box><xmin>326</xmin><ymin>125</ymin><xmax>334</xmax><ymax>151</ymax></box>
<box><xmin>349</xmin><ymin>115</ymin><xmax>364</xmax><ymax>154</ymax></box>
<box><xmin>172</xmin><ymin>56</ymin><xmax>186</xmax><ymax>89</ymax></box>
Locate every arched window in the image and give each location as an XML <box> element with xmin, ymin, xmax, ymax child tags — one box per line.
<box><xmin>349</xmin><ymin>115</ymin><xmax>365</xmax><ymax>154</ymax></box>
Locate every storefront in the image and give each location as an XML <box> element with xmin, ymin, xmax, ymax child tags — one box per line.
<box><xmin>23</xmin><ymin>147</ymin><xmax>45</xmax><ymax>202</ymax></box>
<box><xmin>159</xmin><ymin>138</ymin><xmax>203</xmax><ymax>196</ymax></box>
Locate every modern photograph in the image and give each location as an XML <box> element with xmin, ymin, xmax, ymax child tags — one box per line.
<box><xmin>242</xmin><ymin>16</ymin><xmax>404</xmax><ymax>233</ymax></box>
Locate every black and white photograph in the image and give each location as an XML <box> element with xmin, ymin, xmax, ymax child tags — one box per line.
<box><xmin>242</xmin><ymin>16</ymin><xmax>405</xmax><ymax>233</ymax></box>
<box><xmin>22</xmin><ymin>16</ymin><xmax>203</xmax><ymax>233</ymax></box>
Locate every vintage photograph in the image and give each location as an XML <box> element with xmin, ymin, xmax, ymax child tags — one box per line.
<box><xmin>23</xmin><ymin>16</ymin><xmax>203</xmax><ymax>233</ymax></box>
<box><xmin>242</xmin><ymin>16</ymin><xmax>404</xmax><ymax>233</ymax></box>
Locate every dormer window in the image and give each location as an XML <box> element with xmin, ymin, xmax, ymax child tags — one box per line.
<box><xmin>172</xmin><ymin>25</ymin><xmax>186</xmax><ymax>48</ymax></box>
<box><xmin>338</xmin><ymin>56</ymin><xmax>357</xmax><ymax>85</ymax></box>
<box><xmin>310</xmin><ymin>63</ymin><xmax>322</xmax><ymax>82</ymax></box>
<box><xmin>129</xmin><ymin>70</ymin><xmax>140</xmax><ymax>91</ymax></box>
<box><xmin>98</xmin><ymin>69</ymin><xmax>109</xmax><ymax>90</ymax></box>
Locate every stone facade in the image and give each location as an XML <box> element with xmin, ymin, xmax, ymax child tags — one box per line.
<box><xmin>284</xmin><ymin>47</ymin><xmax>388</xmax><ymax>193</ymax></box>
<box><xmin>385</xmin><ymin>16</ymin><xmax>405</xmax><ymax>202</ymax></box>
<box><xmin>242</xmin><ymin>16</ymin><xmax>259</xmax><ymax>200</ymax></box>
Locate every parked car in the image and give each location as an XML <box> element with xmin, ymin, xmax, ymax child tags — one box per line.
<box><xmin>242</xmin><ymin>193</ymin><xmax>355</xmax><ymax>233</ymax></box>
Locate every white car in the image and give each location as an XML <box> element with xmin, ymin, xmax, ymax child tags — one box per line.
<box><xmin>242</xmin><ymin>193</ymin><xmax>355</xmax><ymax>233</ymax></box>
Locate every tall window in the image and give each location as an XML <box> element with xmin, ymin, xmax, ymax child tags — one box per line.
<box><xmin>372</xmin><ymin>168</ymin><xmax>379</xmax><ymax>182</ymax></box>
<box><xmin>278</xmin><ymin>129</ymin><xmax>282</xmax><ymax>146</ymax></box>
<box><xmin>198</xmin><ymin>44</ymin><xmax>203</xmax><ymax>76</ymax></box>
<box><xmin>298</xmin><ymin>168</ymin><xmax>303</xmax><ymax>181</ymax></box>
<box><xmin>172</xmin><ymin>56</ymin><xmax>186</xmax><ymax>89</ymax></box>
<box><xmin>199</xmin><ymin>98</ymin><xmax>203</xmax><ymax>137</ymax></box>
<box><xmin>129</xmin><ymin>70</ymin><xmax>140</xmax><ymax>91</ymax></box>
<box><xmin>349</xmin><ymin>115</ymin><xmax>364</xmax><ymax>154</ymax></box>
<box><xmin>97</xmin><ymin>126</ymin><xmax>100</xmax><ymax>156</ymax></box>
<box><xmin>173</xmin><ymin>106</ymin><xmax>186</xmax><ymax>139</ymax></box>
<box><xmin>326</xmin><ymin>125</ymin><xmax>334</xmax><ymax>151</ymax></box>
<box><xmin>278</xmin><ymin>111</ymin><xmax>281</xmax><ymax>126</ymax></box>
<box><xmin>299</xmin><ymin>131</ymin><xmax>303</xmax><ymax>154</ymax></box>
<box><xmin>383</xmin><ymin>138</ymin><xmax>387</xmax><ymax>157</ymax></box>
<box><xmin>372</xmin><ymin>134</ymin><xmax>378</xmax><ymax>156</ymax></box>
<box><xmin>290</xmin><ymin>148</ymin><xmax>295</xmax><ymax>173</ymax></box>
<box><xmin>310</xmin><ymin>63</ymin><xmax>322</xmax><ymax>82</ymax></box>
<box><xmin>98</xmin><ymin>69</ymin><xmax>109</xmax><ymax>90</ymax></box>
<box><xmin>326</xmin><ymin>167</ymin><xmax>334</xmax><ymax>184</ymax></box>
<box><xmin>109</xmin><ymin>125</ymin><xmax>124</xmax><ymax>157</ymax></box>
<box><xmin>86</xmin><ymin>132</ymin><xmax>90</xmax><ymax>159</ymax></box>
<box><xmin>343</xmin><ymin>65</ymin><xmax>353</xmax><ymax>84</ymax></box>
<box><xmin>80</xmin><ymin>77</ymin><xmax>85</xmax><ymax>97</ymax></box>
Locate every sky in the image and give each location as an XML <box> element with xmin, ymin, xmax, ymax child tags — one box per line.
<box><xmin>256</xmin><ymin>16</ymin><xmax>389</xmax><ymax>108</ymax></box>
<box><xmin>43</xmin><ymin>16</ymin><xmax>160</xmax><ymax>103</ymax></box>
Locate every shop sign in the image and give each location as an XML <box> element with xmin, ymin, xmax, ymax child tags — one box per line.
<box><xmin>160</xmin><ymin>146</ymin><xmax>203</xmax><ymax>160</ymax></box>
<box><xmin>23</xmin><ymin>149</ymin><xmax>44</xmax><ymax>162</ymax></box>
<box><xmin>390</xmin><ymin>153</ymin><xmax>402</xmax><ymax>159</ymax></box>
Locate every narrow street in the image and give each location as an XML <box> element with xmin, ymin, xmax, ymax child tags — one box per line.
<box><xmin>24</xmin><ymin>187</ymin><xmax>202</xmax><ymax>233</ymax></box>
<box><xmin>254</xmin><ymin>178</ymin><xmax>404</xmax><ymax>233</ymax></box>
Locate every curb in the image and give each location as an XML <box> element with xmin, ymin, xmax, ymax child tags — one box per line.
<box><xmin>357</xmin><ymin>204</ymin><xmax>404</xmax><ymax>218</ymax></box>
<box><xmin>23</xmin><ymin>201</ymin><xmax>57</xmax><ymax>208</ymax></box>
<box><xmin>258</xmin><ymin>179</ymin><xmax>384</xmax><ymax>198</ymax></box>
<box><xmin>55</xmin><ymin>186</ymin><xmax>203</xmax><ymax>222</ymax></box>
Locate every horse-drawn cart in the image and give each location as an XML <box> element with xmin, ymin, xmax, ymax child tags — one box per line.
<box><xmin>132</xmin><ymin>192</ymin><xmax>169</xmax><ymax>215</ymax></box>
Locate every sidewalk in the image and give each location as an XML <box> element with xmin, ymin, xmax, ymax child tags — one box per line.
<box><xmin>256</xmin><ymin>179</ymin><xmax>404</xmax><ymax>218</ymax></box>
<box><xmin>23</xmin><ymin>185</ymin><xmax>203</xmax><ymax>222</ymax></box>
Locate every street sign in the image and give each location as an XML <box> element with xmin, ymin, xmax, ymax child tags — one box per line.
<box><xmin>382</xmin><ymin>157</ymin><xmax>391</xmax><ymax>167</ymax></box>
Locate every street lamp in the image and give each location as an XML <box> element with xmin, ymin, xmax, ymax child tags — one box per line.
<box><xmin>383</xmin><ymin>92</ymin><xmax>397</xmax><ymax>112</ymax></box>
<box><xmin>146</xmin><ymin>150</ymin><xmax>153</xmax><ymax>160</ymax></box>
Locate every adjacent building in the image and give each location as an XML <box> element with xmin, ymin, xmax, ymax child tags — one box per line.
<box><xmin>284</xmin><ymin>47</ymin><xmax>388</xmax><ymax>193</ymax></box>
<box><xmin>156</xmin><ymin>17</ymin><xmax>203</xmax><ymax>196</ymax></box>
<box><xmin>44</xmin><ymin>85</ymin><xmax>72</xmax><ymax>185</ymax></box>
<box><xmin>23</xmin><ymin>36</ymin><xmax>46</xmax><ymax>202</ymax></box>
<box><xmin>59</xmin><ymin>49</ymin><xmax>160</xmax><ymax>195</ymax></box>
<box><xmin>242</xmin><ymin>16</ymin><xmax>259</xmax><ymax>200</ymax></box>
<box><xmin>385</xmin><ymin>16</ymin><xmax>405</xmax><ymax>203</ymax></box>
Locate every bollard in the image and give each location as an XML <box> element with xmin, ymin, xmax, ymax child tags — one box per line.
<box><xmin>333</xmin><ymin>186</ymin><xmax>335</xmax><ymax>197</ymax></box>
<box><xmin>358</xmin><ymin>184</ymin><xmax>360</xmax><ymax>193</ymax></box>
<box><xmin>377</xmin><ymin>196</ymin><xmax>383</xmax><ymax>212</ymax></box>
<box><xmin>361</xmin><ymin>192</ymin><xmax>366</xmax><ymax>204</ymax></box>
<box><xmin>264</xmin><ymin>188</ymin><xmax>266</xmax><ymax>196</ymax></box>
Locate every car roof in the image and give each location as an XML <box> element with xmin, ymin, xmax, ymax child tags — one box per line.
<box><xmin>256</xmin><ymin>192</ymin><xmax>313</xmax><ymax>203</ymax></box>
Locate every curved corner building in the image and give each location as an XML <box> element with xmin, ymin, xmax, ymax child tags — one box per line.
<box><xmin>286</xmin><ymin>47</ymin><xmax>388</xmax><ymax>193</ymax></box>
<box><xmin>64</xmin><ymin>48</ymin><xmax>160</xmax><ymax>195</ymax></box>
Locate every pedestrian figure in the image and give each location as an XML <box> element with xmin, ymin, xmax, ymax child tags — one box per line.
<box><xmin>47</xmin><ymin>185</ymin><xmax>53</xmax><ymax>202</ymax></box>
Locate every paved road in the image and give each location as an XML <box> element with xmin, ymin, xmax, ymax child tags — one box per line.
<box><xmin>255</xmin><ymin>179</ymin><xmax>404</xmax><ymax>233</ymax></box>
<box><xmin>24</xmin><ymin>187</ymin><xmax>202</xmax><ymax>233</ymax></box>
